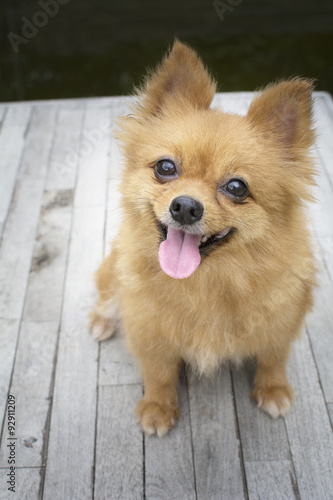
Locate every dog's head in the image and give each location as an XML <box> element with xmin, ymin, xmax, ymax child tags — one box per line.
<box><xmin>117</xmin><ymin>41</ymin><xmax>316</xmax><ymax>279</ymax></box>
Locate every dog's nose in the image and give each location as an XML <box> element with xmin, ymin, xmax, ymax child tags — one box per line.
<box><xmin>169</xmin><ymin>196</ymin><xmax>204</xmax><ymax>226</ymax></box>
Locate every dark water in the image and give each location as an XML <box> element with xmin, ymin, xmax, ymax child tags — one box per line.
<box><xmin>1</xmin><ymin>0</ymin><xmax>333</xmax><ymax>102</ymax></box>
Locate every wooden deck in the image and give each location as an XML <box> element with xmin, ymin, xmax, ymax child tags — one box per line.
<box><xmin>0</xmin><ymin>92</ymin><xmax>333</xmax><ymax>499</ymax></box>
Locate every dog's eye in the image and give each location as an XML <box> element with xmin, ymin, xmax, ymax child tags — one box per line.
<box><xmin>155</xmin><ymin>159</ymin><xmax>178</xmax><ymax>181</ymax></box>
<box><xmin>223</xmin><ymin>178</ymin><xmax>249</xmax><ymax>200</ymax></box>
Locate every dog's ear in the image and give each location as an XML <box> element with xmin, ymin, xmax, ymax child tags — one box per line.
<box><xmin>139</xmin><ymin>40</ymin><xmax>217</xmax><ymax>116</ymax></box>
<box><xmin>247</xmin><ymin>78</ymin><xmax>315</xmax><ymax>151</ymax></box>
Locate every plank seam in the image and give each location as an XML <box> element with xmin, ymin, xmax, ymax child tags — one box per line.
<box><xmin>23</xmin><ymin>106</ymin><xmax>34</xmax><ymax>138</ymax></box>
<box><xmin>230</xmin><ymin>368</ymin><xmax>249</xmax><ymax>500</ymax></box>
<box><xmin>92</xmin><ymin>341</ymin><xmax>101</xmax><ymax>500</ymax></box>
<box><xmin>305</xmin><ymin>325</ymin><xmax>333</xmax><ymax>432</ymax></box>
<box><xmin>38</xmin><ymin>321</ymin><xmax>61</xmax><ymax>500</ymax></box>
<box><xmin>185</xmin><ymin>375</ymin><xmax>198</xmax><ymax>500</ymax></box>
<box><xmin>280</xmin><ymin>407</ymin><xmax>301</xmax><ymax>499</ymax></box>
<box><xmin>0</xmin><ymin>106</ymin><xmax>8</xmax><ymax>134</ymax></box>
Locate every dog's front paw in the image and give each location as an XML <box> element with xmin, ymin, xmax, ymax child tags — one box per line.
<box><xmin>90</xmin><ymin>312</ymin><xmax>116</xmax><ymax>341</ymax></box>
<box><xmin>136</xmin><ymin>399</ymin><xmax>179</xmax><ymax>437</ymax></box>
<box><xmin>252</xmin><ymin>384</ymin><xmax>294</xmax><ymax>419</ymax></box>
<box><xmin>89</xmin><ymin>298</ymin><xmax>121</xmax><ymax>341</ymax></box>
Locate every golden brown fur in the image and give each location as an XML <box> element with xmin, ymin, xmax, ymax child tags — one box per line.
<box><xmin>90</xmin><ymin>41</ymin><xmax>316</xmax><ymax>436</ymax></box>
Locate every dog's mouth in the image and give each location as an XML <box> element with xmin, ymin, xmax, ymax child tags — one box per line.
<box><xmin>158</xmin><ymin>222</ymin><xmax>234</xmax><ymax>279</ymax></box>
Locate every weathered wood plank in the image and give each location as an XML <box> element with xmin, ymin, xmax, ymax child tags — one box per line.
<box><xmin>46</xmin><ymin>106</ymin><xmax>85</xmax><ymax>190</ymax></box>
<box><xmin>0</xmin><ymin>106</ymin><xmax>6</xmax><ymax>124</ymax></box>
<box><xmin>0</xmin><ymin>320</ymin><xmax>20</xmax><ymax>430</ymax></box>
<box><xmin>314</xmin><ymin>94</ymin><xmax>333</xmax><ymax>187</ymax></box>
<box><xmin>285</xmin><ymin>332</ymin><xmax>333</xmax><ymax>499</ymax></box>
<box><xmin>17</xmin><ymin>106</ymin><xmax>57</xmax><ymax>180</ymax></box>
<box><xmin>99</xmin><ymin>330</ymin><xmax>141</xmax><ymax>386</ymax></box>
<box><xmin>0</xmin><ymin>178</ymin><xmax>45</xmax><ymax>320</ymax></box>
<box><xmin>43</xmin><ymin>206</ymin><xmax>105</xmax><ymax>500</ymax></box>
<box><xmin>23</xmin><ymin>189</ymin><xmax>73</xmax><ymax>322</ymax></box>
<box><xmin>215</xmin><ymin>92</ymin><xmax>252</xmax><ymax>116</ymax></box>
<box><xmin>306</xmin><ymin>246</ymin><xmax>333</xmax><ymax>403</ymax></box>
<box><xmin>0</xmin><ymin>106</ymin><xmax>57</xmax><ymax>320</ymax></box>
<box><xmin>310</xmin><ymin>151</ymin><xmax>333</xmax><ymax>240</ymax></box>
<box><xmin>0</xmin><ymin>467</ymin><xmax>42</xmax><ymax>500</ymax></box>
<box><xmin>231</xmin><ymin>361</ymin><xmax>290</xmax><ymax>462</ymax></box>
<box><xmin>0</xmin><ymin>321</ymin><xmax>58</xmax><ymax>467</ymax></box>
<box><xmin>104</xmin><ymin>135</ymin><xmax>123</xmax><ymax>255</ymax></box>
<box><xmin>307</xmin><ymin>96</ymin><xmax>333</xmax><ymax>280</ymax></box>
<box><xmin>0</xmin><ymin>105</ymin><xmax>31</xmax><ymax>240</ymax></box>
<box><xmin>74</xmin><ymin>104</ymin><xmax>112</xmax><ymax>208</ymax></box>
<box><xmin>246</xmin><ymin>460</ymin><xmax>298</xmax><ymax>500</ymax></box>
<box><xmin>145</xmin><ymin>375</ymin><xmax>196</xmax><ymax>500</ymax></box>
<box><xmin>188</xmin><ymin>368</ymin><xmax>246</xmax><ymax>500</ymax></box>
<box><xmin>94</xmin><ymin>384</ymin><xmax>143</xmax><ymax>499</ymax></box>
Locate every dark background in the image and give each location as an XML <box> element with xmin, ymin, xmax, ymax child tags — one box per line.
<box><xmin>1</xmin><ymin>0</ymin><xmax>333</xmax><ymax>102</ymax></box>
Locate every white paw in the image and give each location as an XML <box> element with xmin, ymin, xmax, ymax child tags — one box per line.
<box><xmin>253</xmin><ymin>385</ymin><xmax>293</xmax><ymax>419</ymax></box>
<box><xmin>90</xmin><ymin>298</ymin><xmax>121</xmax><ymax>342</ymax></box>
<box><xmin>257</xmin><ymin>395</ymin><xmax>292</xmax><ymax>419</ymax></box>
<box><xmin>91</xmin><ymin>320</ymin><xmax>116</xmax><ymax>341</ymax></box>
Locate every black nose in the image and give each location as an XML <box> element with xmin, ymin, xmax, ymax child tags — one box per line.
<box><xmin>169</xmin><ymin>196</ymin><xmax>204</xmax><ymax>226</ymax></box>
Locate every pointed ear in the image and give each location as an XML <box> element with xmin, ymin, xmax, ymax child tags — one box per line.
<box><xmin>247</xmin><ymin>78</ymin><xmax>315</xmax><ymax>150</ymax></box>
<box><xmin>139</xmin><ymin>40</ymin><xmax>217</xmax><ymax>117</ymax></box>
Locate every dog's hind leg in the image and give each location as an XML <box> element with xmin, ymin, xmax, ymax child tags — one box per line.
<box><xmin>90</xmin><ymin>249</ymin><xmax>121</xmax><ymax>341</ymax></box>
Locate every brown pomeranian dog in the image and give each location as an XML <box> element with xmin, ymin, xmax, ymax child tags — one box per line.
<box><xmin>90</xmin><ymin>41</ymin><xmax>316</xmax><ymax>436</ymax></box>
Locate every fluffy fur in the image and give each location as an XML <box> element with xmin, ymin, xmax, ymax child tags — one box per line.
<box><xmin>90</xmin><ymin>41</ymin><xmax>316</xmax><ymax>436</ymax></box>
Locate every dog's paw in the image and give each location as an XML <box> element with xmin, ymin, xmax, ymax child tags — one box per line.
<box><xmin>252</xmin><ymin>384</ymin><xmax>294</xmax><ymax>419</ymax></box>
<box><xmin>89</xmin><ymin>298</ymin><xmax>121</xmax><ymax>341</ymax></box>
<box><xmin>136</xmin><ymin>399</ymin><xmax>179</xmax><ymax>437</ymax></box>
<box><xmin>90</xmin><ymin>313</ymin><xmax>116</xmax><ymax>341</ymax></box>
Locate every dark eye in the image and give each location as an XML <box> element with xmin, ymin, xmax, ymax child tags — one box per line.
<box><xmin>155</xmin><ymin>159</ymin><xmax>178</xmax><ymax>181</ymax></box>
<box><xmin>223</xmin><ymin>178</ymin><xmax>249</xmax><ymax>200</ymax></box>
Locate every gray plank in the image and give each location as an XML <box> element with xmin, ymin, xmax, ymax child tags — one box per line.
<box><xmin>306</xmin><ymin>247</ymin><xmax>333</xmax><ymax>402</ymax></box>
<box><xmin>0</xmin><ymin>105</ymin><xmax>31</xmax><ymax>238</ymax></box>
<box><xmin>17</xmin><ymin>106</ymin><xmax>57</xmax><ymax>180</ymax></box>
<box><xmin>0</xmin><ymin>321</ymin><xmax>58</xmax><ymax>467</ymax></box>
<box><xmin>308</xmin><ymin>96</ymin><xmax>333</xmax><ymax>283</ymax></box>
<box><xmin>46</xmin><ymin>106</ymin><xmax>85</xmax><ymax>190</ymax></box>
<box><xmin>0</xmin><ymin>467</ymin><xmax>41</xmax><ymax>500</ymax></box>
<box><xmin>309</xmin><ymin>154</ymin><xmax>333</xmax><ymax>245</ymax></box>
<box><xmin>314</xmin><ymin>94</ymin><xmax>333</xmax><ymax>187</ymax></box>
<box><xmin>43</xmin><ymin>206</ymin><xmax>105</xmax><ymax>500</ymax></box>
<box><xmin>0</xmin><ymin>106</ymin><xmax>57</xmax><ymax>320</ymax></box>
<box><xmin>285</xmin><ymin>332</ymin><xmax>333</xmax><ymax>499</ymax></box>
<box><xmin>94</xmin><ymin>385</ymin><xmax>143</xmax><ymax>500</ymax></box>
<box><xmin>104</xmin><ymin>136</ymin><xmax>123</xmax><ymax>255</ymax></box>
<box><xmin>215</xmin><ymin>92</ymin><xmax>252</xmax><ymax>116</ymax></box>
<box><xmin>74</xmin><ymin>104</ymin><xmax>112</xmax><ymax>208</ymax></box>
<box><xmin>145</xmin><ymin>375</ymin><xmax>196</xmax><ymax>500</ymax></box>
<box><xmin>0</xmin><ymin>320</ymin><xmax>20</xmax><ymax>430</ymax></box>
<box><xmin>23</xmin><ymin>189</ymin><xmax>73</xmax><ymax>322</ymax></box>
<box><xmin>99</xmin><ymin>330</ymin><xmax>141</xmax><ymax>386</ymax></box>
<box><xmin>188</xmin><ymin>368</ymin><xmax>245</xmax><ymax>500</ymax></box>
<box><xmin>0</xmin><ymin>106</ymin><xmax>6</xmax><ymax>124</ymax></box>
<box><xmin>246</xmin><ymin>460</ymin><xmax>298</xmax><ymax>500</ymax></box>
<box><xmin>0</xmin><ymin>179</ymin><xmax>45</xmax><ymax>320</ymax></box>
<box><xmin>231</xmin><ymin>361</ymin><xmax>290</xmax><ymax>461</ymax></box>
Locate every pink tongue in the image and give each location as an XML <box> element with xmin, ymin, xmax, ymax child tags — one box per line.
<box><xmin>159</xmin><ymin>227</ymin><xmax>202</xmax><ymax>279</ymax></box>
